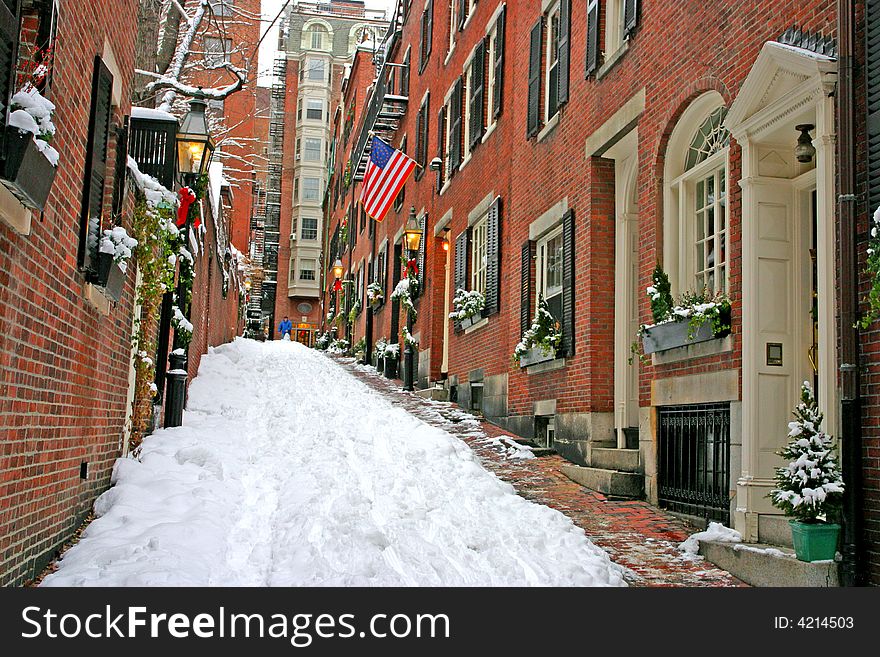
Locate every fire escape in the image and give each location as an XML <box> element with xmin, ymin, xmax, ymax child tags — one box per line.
<box><xmin>350</xmin><ymin>17</ymin><xmax>408</xmax><ymax>183</ymax></box>
<box><xmin>256</xmin><ymin>55</ymin><xmax>287</xmax><ymax>332</ymax></box>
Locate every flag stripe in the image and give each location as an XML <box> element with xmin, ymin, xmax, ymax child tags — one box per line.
<box><xmin>359</xmin><ymin>137</ymin><xmax>418</xmax><ymax>222</ymax></box>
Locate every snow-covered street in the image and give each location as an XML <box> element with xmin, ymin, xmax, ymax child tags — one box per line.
<box><xmin>42</xmin><ymin>339</ymin><xmax>626</xmax><ymax>587</ymax></box>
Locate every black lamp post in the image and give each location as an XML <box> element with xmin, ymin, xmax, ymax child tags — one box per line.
<box><xmin>332</xmin><ymin>258</ymin><xmax>343</xmax><ymax>338</ymax></box>
<box><xmin>402</xmin><ymin>207</ymin><xmax>423</xmax><ymax>392</ymax></box>
<box><xmin>165</xmin><ymin>99</ymin><xmax>216</xmax><ymax>428</ymax></box>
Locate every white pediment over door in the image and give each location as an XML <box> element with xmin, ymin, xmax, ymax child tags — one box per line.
<box><xmin>724</xmin><ymin>41</ymin><xmax>837</xmax><ymax>141</ymax></box>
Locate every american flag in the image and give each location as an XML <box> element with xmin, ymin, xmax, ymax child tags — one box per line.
<box><xmin>360</xmin><ymin>137</ymin><xmax>417</xmax><ymax>222</ymax></box>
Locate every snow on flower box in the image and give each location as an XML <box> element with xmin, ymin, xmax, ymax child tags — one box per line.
<box><xmin>518</xmin><ymin>346</ymin><xmax>557</xmax><ymax>368</ymax></box>
<box><xmin>641</xmin><ymin>304</ymin><xmax>731</xmax><ymax>355</ymax></box>
<box><xmin>1</xmin><ymin>125</ymin><xmax>57</xmax><ymax>211</ymax></box>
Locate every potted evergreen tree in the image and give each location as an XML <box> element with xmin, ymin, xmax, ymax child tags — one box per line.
<box><xmin>770</xmin><ymin>382</ymin><xmax>845</xmax><ymax>562</ymax></box>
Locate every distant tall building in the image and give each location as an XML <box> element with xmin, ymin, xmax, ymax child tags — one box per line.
<box><xmin>259</xmin><ymin>0</ymin><xmax>388</xmax><ymax>344</ymax></box>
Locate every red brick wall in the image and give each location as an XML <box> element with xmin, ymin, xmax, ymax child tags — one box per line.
<box><xmin>189</xmin><ymin>0</ymin><xmax>262</xmax><ymax>254</ymax></box>
<box><xmin>187</xmin><ymin>198</ymin><xmax>245</xmax><ymax>380</ymax></box>
<box><xmin>0</xmin><ymin>0</ymin><xmax>139</xmax><ymax>586</ymax></box>
<box><xmin>855</xmin><ymin>0</ymin><xmax>880</xmax><ymax>586</ymax></box>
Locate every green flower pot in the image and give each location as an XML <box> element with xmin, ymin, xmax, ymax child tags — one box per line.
<box><xmin>789</xmin><ymin>520</ymin><xmax>840</xmax><ymax>562</ymax></box>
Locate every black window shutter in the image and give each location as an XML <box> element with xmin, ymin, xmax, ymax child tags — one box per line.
<box><xmin>79</xmin><ymin>56</ymin><xmax>114</xmax><ymax>272</ymax></box>
<box><xmin>450</xmin><ymin>76</ymin><xmax>463</xmax><ymax>174</ymax></box>
<box><xmin>401</xmin><ymin>50</ymin><xmax>411</xmax><ymax>96</ymax></box>
<box><xmin>868</xmin><ymin>1</ymin><xmax>880</xmax><ymax>210</ymax></box>
<box><xmin>437</xmin><ymin>105</ymin><xmax>446</xmax><ymax>191</ymax></box>
<box><xmin>454</xmin><ymin>230</ymin><xmax>469</xmax><ymax>330</ymax></box>
<box><xmin>527</xmin><ymin>19</ymin><xmax>542</xmax><ymax>138</ymax></box>
<box><xmin>557</xmin><ymin>0</ymin><xmax>571</xmax><ymax>106</ymax></box>
<box><xmin>470</xmin><ymin>39</ymin><xmax>486</xmax><ymax>149</ymax></box>
<box><xmin>520</xmin><ymin>240</ymin><xmax>535</xmax><ymax>336</ymax></box>
<box><xmin>484</xmin><ymin>197</ymin><xmax>502</xmax><ymax>317</ymax></box>
<box><xmin>623</xmin><ymin>0</ymin><xmax>640</xmax><ymax>38</ymax></box>
<box><xmin>419</xmin><ymin>6</ymin><xmax>428</xmax><ymax>72</ymax></box>
<box><xmin>415</xmin><ymin>104</ymin><xmax>424</xmax><ymax>168</ymax></box>
<box><xmin>111</xmin><ymin>116</ymin><xmax>129</xmax><ymax>218</ymax></box>
<box><xmin>0</xmin><ymin>0</ymin><xmax>20</xmax><ymax>156</ymax></box>
<box><xmin>493</xmin><ymin>6</ymin><xmax>506</xmax><ymax>119</ymax></box>
<box><xmin>561</xmin><ymin>209</ymin><xmax>576</xmax><ymax>357</ymax></box>
<box><xmin>454</xmin><ymin>231</ymin><xmax>469</xmax><ymax>295</ymax></box>
<box><xmin>419</xmin><ymin>0</ymin><xmax>432</xmax><ymax>71</ymax></box>
<box><xmin>585</xmin><ymin>0</ymin><xmax>600</xmax><ymax>77</ymax></box>
<box><xmin>458</xmin><ymin>0</ymin><xmax>467</xmax><ymax>30</ymax></box>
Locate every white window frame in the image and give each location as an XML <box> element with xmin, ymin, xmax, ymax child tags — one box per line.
<box><xmin>443</xmin><ymin>88</ymin><xmax>456</xmax><ymax>183</ymax></box>
<box><xmin>299</xmin><ymin>258</ymin><xmax>317</xmax><ymax>282</ymax></box>
<box><xmin>204</xmin><ymin>37</ymin><xmax>232</xmax><ymax>67</ymax></box>
<box><xmin>310</xmin><ymin>25</ymin><xmax>327</xmax><ymax>50</ymax></box>
<box><xmin>544</xmin><ymin>1</ymin><xmax>561</xmax><ymax>123</ymax></box>
<box><xmin>536</xmin><ymin>225</ymin><xmax>564</xmax><ymax>318</ymax></box>
<box><xmin>669</xmin><ymin>153</ymin><xmax>729</xmax><ymax>294</ymax></box>
<box><xmin>210</xmin><ymin>0</ymin><xmax>234</xmax><ymax>18</ymax></box>
<box><xmin>302</xmin><ymin>177</ymin><xmax>321</xmax><ymax>202</ymax></box>
<box><xmin>470</xmin><ymin>217</ymin><xmax>488</xmax><ymax>295</ymax></box>
<box><xmin>305</xmin><ymin>98</ymin><xmax>323</xmax><ymax>121</ymax></box>
<box><xmin>303</xmin><ymin>137</ymin><xmax>322</xmax><ymax>161</ymax></box>
<box><xmin>301</xmin><ymin>217</ymin><xmax>319</xmax><ymax>240</ymax></box>
<box><xmin>462</xmin><ymin>60</ymin><xmax>473</xmax><ymax>161</ymax></box>
<box><xmin>306</xmin><ymin>57</ymin><xmax>326</xmax><ymax>82</ymax></box>
<box><xmin>665</xmin><ymin>97</ymin><xmax>730</xmax><ymax>296</ymax></box>
<box><xmin>448</xmin><ymin>0</ymin><xmax>457</xmax><ymax>55</ymax></box>
<box><xmin>604</xmin><ymin>0</ymin><xmax>626</xmax><ymax>58</ymax></box>
<box><xmin>486</xmin><ymin>15</ymin><xmax>501</xmax><ymax>131</ymax></box>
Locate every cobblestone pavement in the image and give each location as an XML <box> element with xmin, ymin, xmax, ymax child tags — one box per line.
<box><xmin>341</xmin><ymin>359</ymin><xmax>744</xmax><ymax>587</ymax></box>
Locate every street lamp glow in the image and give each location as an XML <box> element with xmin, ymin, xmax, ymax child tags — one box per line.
<box><xmin>333</xmin><ymin>259</ymin><xmax>344</xmax><ymax>280</ymax></box>
<box><xmin>404</xmin><ymin>207</ymin><xmax>423</xmax><ymax>254</ymax></box>
<box><xmin>176</xmin><ymin>99</ymin><xmax>216</xmax><ymax>176</ymax></box>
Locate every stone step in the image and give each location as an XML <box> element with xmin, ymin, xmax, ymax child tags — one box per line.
<box><xmin>415</xmin><ymin>387</ymin><xmax>449</xmax><ymax>402</ymax></box>
<box><xmin>698</xmin><ymin>540</ymin><xmax>839</xmax><ymax>587</ymax></box>
<box><xmin>590</xmin><ymin>447</ymin><xmax>641</xmax><ymax>473</ymax></box>
<box><xmin>560</xmin><ymin>464</ymin><xmax>645</xmax><ymax>499</ymax></box>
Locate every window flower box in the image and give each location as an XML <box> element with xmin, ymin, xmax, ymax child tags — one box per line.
<box><xmin>1</xmin><ymin>126</ymin><xmax>57</xmax><ymax>211</ymax></box>
<box><xmin>89</xmin><ymin>251</ymin><xmax>126</xmax><ymax>302</ymax></box>
<box><xmin>642</xmin><ymin>306</ymin><xmax>731</xmax><ymax>355</ymax></box>
<box><xmin>519</xmin><ymin>346</ymin><xmax>557</xmax><ymax>368</ymax></box>
<box><xmin>459</xmin><ymin>315</ymin><xmax>477</xmax><ymax>330</ymax></box>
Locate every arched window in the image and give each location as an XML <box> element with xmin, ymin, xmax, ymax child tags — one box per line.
<box><xmin>309</xmin><ymin>25</ymin><xmax>327</xmax><ymax>50</ymax></box>
<box><xmin>664</xmin><ymin>92</ymin><xmax>730</xmax><ymax>295</ymax></box>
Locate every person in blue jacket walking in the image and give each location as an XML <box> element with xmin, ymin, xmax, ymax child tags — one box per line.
<box><xmin>278</xmin><ymin>316</ymin><xmax>293</xmax><ymax>340</ymax></box>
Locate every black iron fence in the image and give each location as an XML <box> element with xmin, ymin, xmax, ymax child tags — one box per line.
<box><xmin>129</xmin><ymin>115</ymin><xmax>178</xmax><ymax>189</ymax></box>
<box><xmin>658</xmin><ymin>403</ymin><xmax>732</xmax><ymax>524</ymax></box>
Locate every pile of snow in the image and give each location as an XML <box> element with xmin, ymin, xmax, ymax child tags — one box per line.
<box><xmin>127</xmin><ymin>156</ymin><xmax>178</xmax><ymax>214</ymax></box>
<box><xmin>9</xmin><ymin>87</ymin><xmax>59</xmax><ymax>165</ymax></box>
<box><xmin>131</xmin><ymin>107</ymin><xmax>178</xmax><ymax>123</ymax></box>
<box><xmin>42</xmin><ymin>340</ymin><xmax>626</xmax><ymax>587</ymax></box>
<box><xmin>680</xmin><ymin>522</ymin><xmax>742</xmax><ymax>555</ymax></box>
<box><xmin>99</xmin><ymin>226</ymin><xmax>138</xmax><ymax>272</ymax></box>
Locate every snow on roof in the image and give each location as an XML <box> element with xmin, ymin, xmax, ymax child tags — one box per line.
<box><xmin>766</xmin><ymin>40</ymin><xmax>836</xmax><ymax>61</ymax></box>
<box><xmin>131</xmin><ymin>107</ymin><xmax>178</xmax><ymax>123</ymax></box>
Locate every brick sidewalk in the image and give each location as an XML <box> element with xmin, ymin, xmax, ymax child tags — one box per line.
<box><xmin>341</xmin><ymin>359</ymin><xmax>744</xmax><ymax>587</ymax></box>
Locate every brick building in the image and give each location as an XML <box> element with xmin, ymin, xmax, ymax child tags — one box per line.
<box><xmin>0</xmin><ymin>0</ymin><xmax>250</xmax><ymax>586</ymax></box>
<box><xmin>326</xmin><ymin>0</ymin><xmax>879</xmax><ymax>583</ymax></box>
<box><xmin>187</xmin><ymin>0</ymin><xmax>263</xmax><ymax>255</ymax></box>
<box><xmin>0</xmin><ymin>0</ymin><xmax>141</xmax><ymax>586</ymax></box>
<box><xmin>266</xmin><ymin>0</ymin><xmax>389</xmax><ymax>345</ymax></box>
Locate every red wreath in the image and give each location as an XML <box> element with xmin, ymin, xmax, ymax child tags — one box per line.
<box><xmin>176</xmin><ymin>187</ymin><xmax>197</xmax><ymax>229</ymax></box>
<box><xmin>333</xmin><ymin>278</ymin><xmax>343</xmax><ymax>292</ymax></box>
